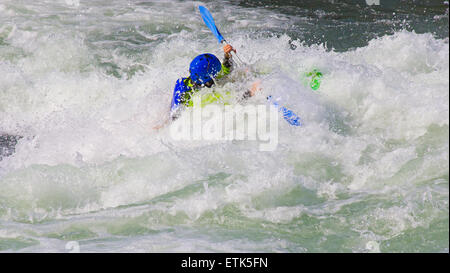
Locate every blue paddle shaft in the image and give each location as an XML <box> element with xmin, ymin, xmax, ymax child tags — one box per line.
<box><xmin>199</xmin><ymin>6</ymin><xmax>225</xmax><ymax>43</ymax></box>
<box><xmin>200</xmin><ymin>6</ymin><xmax>246</xmax><ymax>65</ymax></box>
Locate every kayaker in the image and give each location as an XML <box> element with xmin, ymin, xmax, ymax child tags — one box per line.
<box><xmin>170</xmin><ymin>44</ymin><xmax>236</xmax><ymax>120</ymax></box>
<box><xmin>152</xmin><ymin>44</ymin><xmax>261</xmax><ymax>130</ymax></box>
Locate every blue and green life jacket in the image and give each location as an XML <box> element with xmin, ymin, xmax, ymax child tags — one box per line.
<box><xmin>170</xmin><ymin>62</ymin><xmax>232</xmax><ymax>116</ymax></box>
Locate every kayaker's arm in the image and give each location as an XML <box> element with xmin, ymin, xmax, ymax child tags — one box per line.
<box><xmin>153</xmin><ymin>114</ymin><xmax>170</xmax><ymax>130</ymax></box>
<box><xmin>217</xmin><ymin>44</ymin><xmax>235</xmax><ymax>78</ymax></box>
<box><xmin>241</xmin><ymin>80</ymin><xmax>262</xmax><ymax>101</ymax></box>
<box><xmin>223</xmin><ymin>44</ymin><xmax>234</xmax><ymax>70</ymax></box>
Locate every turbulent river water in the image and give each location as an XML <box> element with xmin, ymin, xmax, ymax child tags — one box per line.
<box><xmin>0</xmin><ymin>0</ymin><xmax>448</xmax><ymax>252</ymax></box>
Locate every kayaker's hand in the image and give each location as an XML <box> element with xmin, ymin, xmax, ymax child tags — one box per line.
<box><xmin>152</xmin><ymin>113</ymin><xmax>170</xmax><ymax>131</ymax></box>
<box><xmin>249</xmin><ymin>80</ymin><xmax>262</xmax><ymax>96</ymax></box>
<box><xmin>223</xmin><ymin>44</ymin><xmax>235</xmax><ymax>58</ymax></box>
<box><xmin>153</xmin><ymin>123</ymin><xmax>164</xmax><ymax>130</ymax></box>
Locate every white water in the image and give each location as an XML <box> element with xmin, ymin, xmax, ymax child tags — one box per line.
<box><xmin>0</xmin><ymin>0</ymin><xmax>448</xmax><ymax>252</ymax></box>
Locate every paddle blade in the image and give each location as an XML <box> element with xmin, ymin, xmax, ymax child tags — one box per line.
<box><xmin>267</xmin><ymin>96</ymin><xmax>302</xmax><ymax>126</ymax></box>
<box><xmin>280</xmin><ymin>107</ymin><xmax>302</xmax><ymax>126</ymax></box>
<box><xmin>199</xmin><ymin>6</ymin><xmax>225</xmax><ymax>43</ymax></box>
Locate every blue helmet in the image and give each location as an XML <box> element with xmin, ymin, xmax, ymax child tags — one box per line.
<box><xmin>189</xmin><ymin>53</ymin><xmax>222</xmax><ymax>85</ymax></box>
